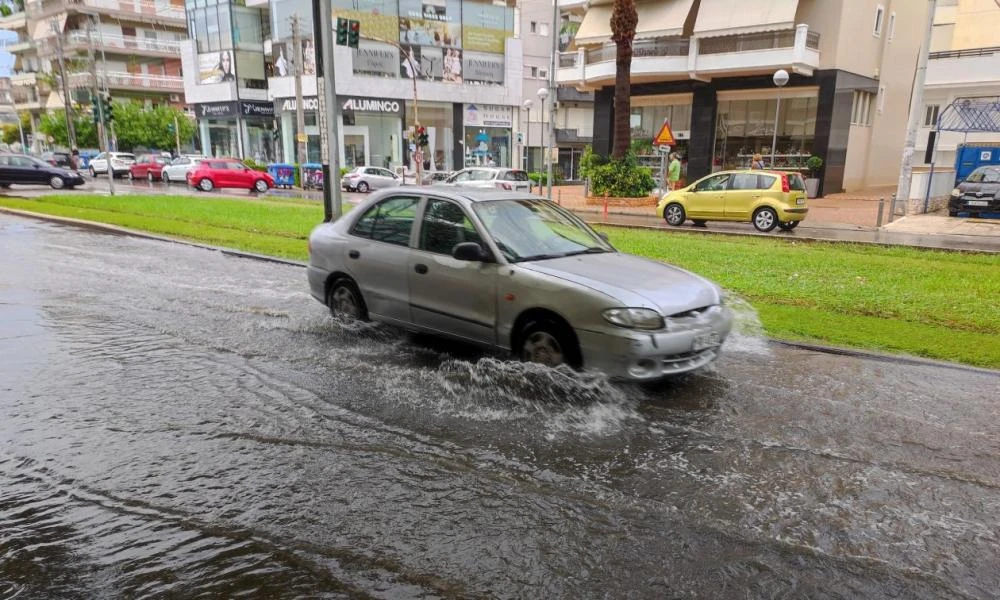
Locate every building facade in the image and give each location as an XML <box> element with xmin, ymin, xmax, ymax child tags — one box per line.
<box><xmin>558</xmin><ymin>0</ymin><xmax>930</xmax><ymax>195</ymax></box>
<box><xmin>1</xmin><ymin>0</ymin><xmax>188</xmax><ymax>152</ymax></box>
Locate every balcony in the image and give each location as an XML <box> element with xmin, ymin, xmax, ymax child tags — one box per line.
<box><xmin>26</xmin><ymin>0</ymin><xmax>185</xmax><ymax>26</ymax></box>
<box><xmin>555</xmin><ymin>128</ymin><xmax>592</xmax><ymax>144</ymax></box>
<box><xmin>927</xmin><ymin>46</ymin><xmax>1000</xmax><ymax>89</ymax></box>
<box><xmin>556</xmin><ymin>0</ymin><xmax>589</xmax><ymax>14</ymax></box>
<box><xmin>558</xmin><ymin>24</ymin><xmax>820</xmax><ymax>89</ymax></box>
<box><xmin>0</xmin><ymin>8</ymin><xmax>26</xmax><ymax>29</ymax></box>
<box><xmin>62</xmin><ymin>31</ymin><xmax>182</xmax><ymax>57</ymax></box>
<box><xmin>7</xmin><ymin>37</ymin><xmax>34</xmax><ymax>53</ymax></box>
<box><xmin>68</xmin><ymin>71</ymin><xmax>184</xmax><ymax>93</ymax></box>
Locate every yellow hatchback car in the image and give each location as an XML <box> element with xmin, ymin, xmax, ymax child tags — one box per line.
<box><xmin>657</xmin><ymin>169</ymin><xmax>809</xmax><ymax>232</ymax></box>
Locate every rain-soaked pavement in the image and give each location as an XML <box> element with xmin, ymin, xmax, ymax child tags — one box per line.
<box><xmin>1</xmin><ymin>213</ymin><xmax>998</xmax><ymax>599</ymax></box>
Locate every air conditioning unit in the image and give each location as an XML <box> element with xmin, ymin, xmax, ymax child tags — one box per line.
<box><xmin>169</xmin><ymin>94</ymin><xmax>180</xmax><ymax>102</ymax></box>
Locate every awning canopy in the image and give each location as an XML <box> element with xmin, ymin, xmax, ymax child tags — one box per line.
<box><xmin>573</xmin><ymin>4</ymin><xmax>613</xmax><ymax>46</ymax></box>
<box><xmin>635</xmin><ymin>0</ymin><xmax>696</xmax><ymax>40</ymax></box>
<box><xmin>694</xmin><ymin>0</ymin><xmax>799</xmax><ymax>38</ymax></box>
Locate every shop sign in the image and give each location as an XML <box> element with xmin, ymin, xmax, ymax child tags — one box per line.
<box><xmin>196</xmin><ymin>101</ymin><xmax>238</xmax><ymax>119</ymax></box>
<box><xmin>353</xmin><ymin>44</ymin><xmax>398</xmax><ymax>78</ymax></box>
<box><xmin>341</xmin><ymin>96</ymin><xmax>404</xmax><ymax>116</ymax></box>
<box><xmin>280</xmin><ymin>97</ymin><xmax>319</xmax><ymax>112</ymax></box>
<box><xmin>240</xmin><ymin>101</ymin><xmax>275</xmax><ymax>118</ymax></box>
<box><xmin>462</xmin><ymin>52</ymin><xmax>504</xmax><ymax>84</ymax></box>
<box><xmin>464</xmin><ymin>104</ymin><xmax>512</xmax><ymax>128</ymax></box>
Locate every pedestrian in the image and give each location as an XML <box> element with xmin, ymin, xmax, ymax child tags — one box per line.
<box><xmin>750</xmin><ymin>153</ymin><xmax>765</xmax><ymax>169</ymax></box>
<box><xmin>71</xmin><ymin>147</ymin><xmax>80</xmax><ymax>170</ymax></box>
<box><xmin>667</xmin><ymin>152</ymin><xmax>681</xmax><ymax>190</ymax></box>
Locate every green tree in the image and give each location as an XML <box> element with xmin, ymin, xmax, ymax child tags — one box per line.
<box><xmin>111</xmin><ymin>101</ymin><xmax>196</xmax><ymax>152</ymax></box>
<box><xmin>38</xmin><ymin>110</ymin><xmax>98</xmax><ymax>148</ymax></box>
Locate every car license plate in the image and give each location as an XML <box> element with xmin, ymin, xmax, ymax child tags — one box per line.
<box><xmin>692</xmin><ymin>331</ymin><xmax>720</xmax><ymax>352</ymax></box>
<box><xmin>967</xmin><ymin>200</ymin><xmax>989</xmax><ymax>207</ymax></box>
<box><xmin>796</xmin><ymin>198</ymin><xmax>806</xmax><ymax>206</ymax></box>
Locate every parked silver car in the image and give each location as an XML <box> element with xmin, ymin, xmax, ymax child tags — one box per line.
<box><xmin>88</xmin><ymin>152</ymin><xmax>135</xmax><ymax>178</ymax></box>
<box><xmin>160</xmin><ymin>155</ymin><xmax>207</xmax><ymax>184</ymax></box>
<box><xmin>341</xmin><ymin>166</ymin><xmax>400</xmax><ymax>192</ymax></box>
<box><xmin>446</xmin><ymin>168</ymin><xmax>533</xmax><ymax>193</ymax></box>
<box><xmin>307</xmin><ymin>188</ymin><xmax>733</xmax><ymax>381</ymax></box>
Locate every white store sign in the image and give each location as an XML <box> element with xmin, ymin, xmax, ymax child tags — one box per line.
<box><xmin>464</xmin><ymin>104</ymin><xmax>512</xmax><ymax>128</ymax></box>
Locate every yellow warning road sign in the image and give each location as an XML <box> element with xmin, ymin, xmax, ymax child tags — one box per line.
<box><xmin>653</xmin><ymin>119</ymin><xmax>676</xmax><ymax>146</ymax></box>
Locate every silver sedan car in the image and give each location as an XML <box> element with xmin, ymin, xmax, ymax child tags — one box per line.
<box><xmin>307</xmin><ymin>188</ymin><xmax>733</xmax><ymax>381</ymax></box>
<box><xmin>341</xmin><ymin>166</ymin><xmax>400</xmax><ymax>193</ymax></box>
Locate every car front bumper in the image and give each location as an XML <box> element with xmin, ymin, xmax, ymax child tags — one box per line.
<box><xmin>577</xmin><ymin>305</ymin><xmax>734</xmax><ymax>381</ymax></box>
<box><xmin>950</xmin><ymin>196</ymin><xmax>1000</xmax><ymax>213</ymax></box>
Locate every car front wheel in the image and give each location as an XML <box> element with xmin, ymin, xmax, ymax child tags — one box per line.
<box><xmin>327</xmin><ymin>278</ymin><xmax>368</xmax><ymax>321</ymax></box>
<box><xmin>753</xmin><ymin>207</ymin><xmax>778</xmax><ymax>232</ymax></box>
<box><xmin>199</xmin><ymin>178</ymin><xmax>214</xmax><ymax>192</ymax></box>
<box><xmin>254</xmin><ymin>179</ymin><xmax>269</xmax><ymax>193</ymax></box>
<box><xmin>518</xmin><ymin>319</ymin><xmax>581</xmax><ymax>369</ymax></box>
<box><xmin>49</xmin><ymin>175</ymin><xmax>65</xmax><ymax>190</ymax></box>
<box><xmin>162</xmin><ymin>172</ymin><xmax>170</xmax><ymax>184</ymax></box>
<box><xmin>90</xmin><ymin>167</ymin><xmax>97</xmax><ymax>177</ymax></box>
<box><xmin>663</xmin><ymin>203</ymin><xmax>686</xmax><ymax>226</ymax></box>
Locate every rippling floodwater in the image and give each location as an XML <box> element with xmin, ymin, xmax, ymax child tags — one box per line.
<box><xmin>1</xmin><ymin>214</ymin><xmax>998</xmax><ymax>599</ymax></box>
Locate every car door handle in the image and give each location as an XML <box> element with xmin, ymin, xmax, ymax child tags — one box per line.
<box><xmin>414</xmin><ymin>263</ymin><xmax>428</xmax><ymax>275</ymax></box>
<box><xmin>751</xmin><ymin>195</ymin><xmax>761</xmax><ymax>199</ymax></box>
<box><xmin>348</xmin><ymin>250</ymin><xmax>360</xmax><ymax>259</ymax></box>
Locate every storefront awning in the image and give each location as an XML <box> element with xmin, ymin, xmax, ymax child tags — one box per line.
<box><xmin>573</xmin><ymin>4</ymin><xmax>613</xmax><ymax>46</ymax></box>
<box><xmin>694</xmin><ymin>0</ymin><xmax>799</xmax><ymax>38</ymax></box>
<box><xmin>635</xmin><ymin>0</ymin><xmax>696</xmax><ymax>40</ymax></box>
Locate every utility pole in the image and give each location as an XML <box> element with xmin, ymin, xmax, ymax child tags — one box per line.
<box><xmin>52</xmin><ymin>19</ymin><xmax>77</xmax><ymax>150</ymax></box>
<box><xmin>545</xmin><ymin>0</ymin><xmax>558</xmax><ymax>200</ymax></box>
<box><xmin>291</xmin><ymin>13</ymin><xmax>308</xmax><ymax>166</ymax></box>
<box><xmin>87</xmin><ymin>14</ymin><xmax>114</xmax><ymax>195</ymax></box>
<box><xmin>895</xmin><ymin>0</ymin><xmax>937</xmax><ymax>215</ymax></box>
<box><xmin>173</xmin><ymin>115</ymin><xmax>181</xmax><ymax>156</ymax></box>
<box><xmin>313</xmin><ymin>0</ymin><xmax>343</xmax><ymax>221</ymax></box>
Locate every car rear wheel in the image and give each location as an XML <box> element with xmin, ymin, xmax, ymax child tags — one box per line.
<box><xmin>199</xmin><ymin>178</ymin><xmax>214</xmax><ymax>192</ymax></box>
<box><xmin>327</xmin><ymin>278</ymin><xmax>368</xmax><ymax>321</ymax></box>
<box><xmin>518</xmin><ymin>319</ymin><xmax>581</xmax><ymax>369</ymax></box>
<box><xmin>356</xmin><ymin>181</ymin><xmax>370</xmax><ymax>193</ymax></box>
<box><xmin>49</xmin><ymin>175</ymin><xmax>65</xmax><ymax>190</ymax></box>
<box><xmin>162</xmin><ymin>172</ymin><xmax>171</xmax><ymax>184</ymax></box>
<box><xmin>778</xmin><ymin>220</ymin><xmax>799</xmax><ymax>231</ymax></box>
<box><xmin>753</xmin><ymin>207</ymin><xmax>778</xmax><ymax>232</ymax></box>
<box><xmin>254</xmin><ymin>179</ymin><xmax>268</xmax><ymax>193</ymax></box>
<box><xmin>664</xmin><ymin>203</ymin><xmax>686</xmax><ymax>226</ymax></box>
<box><xmin>147</xmin><ymin>171</ymin><xmax>155</xmax><ymax>183</ymax></box>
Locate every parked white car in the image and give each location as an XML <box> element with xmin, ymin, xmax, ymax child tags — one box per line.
<box><xmin>160</xmin><ymin>156</ymin><xmax>207</xmax><ymax>184</ymax></box>
<box><xmin>89</xmin><ymin>152</ymin><xmax>136</xmax><ymax>178</ymax></box>
<box><xmin>445</xmin><ymin>168</ymin><xmax>533</xmax><ymax>193</ymax></box>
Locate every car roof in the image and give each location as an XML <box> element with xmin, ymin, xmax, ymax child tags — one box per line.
<box><xmin>368</xmin><ymin>186</ymin><xmax>537</xmax><ymax>205</ymax></box>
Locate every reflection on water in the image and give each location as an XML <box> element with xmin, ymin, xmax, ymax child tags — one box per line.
<box><xmin>1</xmin><ymin>214</ymin><xmax>998</xmax><ymax>599</ymax></box>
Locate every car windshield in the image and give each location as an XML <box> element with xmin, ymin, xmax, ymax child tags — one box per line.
<box><xmin>967</xmin><ymin>168</ymin><xmax>1000</xmax><ymax>183</ymax></box>
<box><xmin>473</xmin><ymin>199</ymin><xmax>613</xmax><ymax>262</ymax></box>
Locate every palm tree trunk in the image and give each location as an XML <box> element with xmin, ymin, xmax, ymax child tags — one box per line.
<box><xmin>610</xmin><ymin>0</ymin><xmax>637</xmax><ymax>160</ymax></box>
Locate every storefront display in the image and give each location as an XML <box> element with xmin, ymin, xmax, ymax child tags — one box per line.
<box><xmin>462</xmin><ymin>103</ymin><xmax>511</xmax><ymax>167</ymax></box>
<box><xmin>713</xmin><ymin>93</ymin><xmax>817</xmax><ymax>171</ymax></box>
<box><xmin>405</xmin><ymin>102</ymin><xmax>454</xmax><ymax>171</ymax></box>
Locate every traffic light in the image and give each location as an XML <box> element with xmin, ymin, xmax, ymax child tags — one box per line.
<box><xmin>166</xmin><ymin>121</ymin><xmax>175</xmax><ymax>134</ymax></box>
<box><xmin>92</xmin><ymin>95</ymin><xmax>100</xmax><ymax>123</ymax></box>
<box><xmin>415</xmin><ymin>125</ymin><xmax>428</xmax><ymax>148</ymax></box>
<box><xmin>336</xmin><ymin>17</ymin><xmax>349</xmax><ymax>46</ymax></box>
<box><xmin>348</xmin><ymin>19</ymin><xmax>360</xmax><ymax>49</ymax></box>
<box><xmin>103</xmin><ymin>94</ymin><xmax>114</xmax><ymax>122</ymax></box>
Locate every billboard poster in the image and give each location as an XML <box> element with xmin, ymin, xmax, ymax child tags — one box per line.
<box><xmin>399</xmin><ymin>0</ymin><xmax>462</xmax><ymax>48</ymax></box>
<box><xmin>353</xmin><ymin>42</ymin><xmax>399</xmax><ymax>78</ymax></box>
<box><xmin>462</xmin><ymin>0</ymin><xmax>513</xmax><ymax>53</ymax></box>
<box><xmin>333</xmin><ymin>0</ymin><xmax>399</xmax><ymax>43</ymax></box>
<box><xmin>462</xmin><ymin>51</ymin><xmax>503</xmax><ymax>84</ymax></box>
<box><xmin>198</xmin><ymin>51</ymin><xmax>236</xmax><ymax>84</ymax></box>
<box><xmin>271</xmin><ymin>39</ymin><xmax>315</xmax><ymax>77</ymax></box>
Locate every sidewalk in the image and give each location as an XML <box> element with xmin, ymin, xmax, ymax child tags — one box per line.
<box><xmin>544</xmin><ymin>184</ymin><xmax>1000</xmax><ymax>253</ymax></box>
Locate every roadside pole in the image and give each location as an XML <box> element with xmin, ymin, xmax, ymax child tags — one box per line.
<box><xmin>52</xmin><ymin>19</ymin><xmax>77</xmax><ymax>151</ymax></box>
<box><xmin>87</xmin><ymin>14</ymin><xmax>114</xmax><ymax>196</ymax></box>
<box><xmin>894</xmin><ymin>0</ymin><xmax>937</xmax><ymax>215</ymax></box>
<box><xmin>545</xmin><ymin>0</ymin><xmax>558</xmax><ymax>200</ymax></box>
<box><xmin>173</xmin><ymin>115</ymin><xmax>181</xmax><ymax>156</ymax></box>
<box><xmin>313</xmin><ymin>0</ymin><xmax>343</xmax><ymax>221</ymax></box>
<box><xmin>291</xmin><ymin>13</ymin><xmax>308</xmax><ymax>167</ymax></box>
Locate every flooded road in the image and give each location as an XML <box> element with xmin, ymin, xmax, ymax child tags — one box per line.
<box><xmin>1</xmin><ymin>213</ymin><xmax>998</xmax><ymax>599</ymax></box>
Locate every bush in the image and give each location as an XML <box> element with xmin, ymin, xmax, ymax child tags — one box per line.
<box><xmin>630</xmin><ymin>138</ymin><xmax>654</xmax><ymax>156</ymax></box>
<box><xmin>589</xmin><ymin>154</ymin><xmax>656</xmax><ymax>198</ymax></box>
<box><xmin>806</xmin><ymin>155</ymin><xmax>824</xmax><ymax>178</ymax></box>
<box><xmin>340</xmin><ymin>166</ymin><xmax>350</xmax><ymax>177</ymax></box>
<box><xmin>579</xmin><ymin>145</ymin><xmax>607</xmax><ymax>181</ymax></box>
<box><xmin>243</xmin><ymin>158</ymin><xmax>268</xmax><ymax>172</ymax></box>
<box><xmin>527</xmin><ymin>168</ymin><xmax>564</xmax><ymax>186</ymax></box>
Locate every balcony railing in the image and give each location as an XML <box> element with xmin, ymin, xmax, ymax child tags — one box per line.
<box><xmin>699</xmin><ymin>29</ymin><xmax>819</xmax><ymax>55</ymax></box>
<box><xmin>584</xmin><ymin>38</ymin><xmax>690</xmax><ymax>65</ymax></box>
<box><xmin>929</xmin><ymin>46</ymin><xmax>1000</xmax><ymax>59</ymax></box>
<box><xmin>65</xmin><ymin>31</ymin><xmax>182</xmax><ymax>54</ymax></box>
<box><xmin>68</xmin><ymin>71</ymin><xmax>183</xmax><ymax>91</ymax></box>
<box><xmin>27</xmin><ymin>0</ymin><xmax>185</xmax><ymax>22</ymax></box>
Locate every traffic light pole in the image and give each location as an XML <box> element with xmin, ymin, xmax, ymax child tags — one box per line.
<box><xmin>86</xmin><ymin>14</ymin><xmax>114</xmax><ymax>195</ymax></box>
<box><xmin>314</xmin><ymin>0</ymin><xmax>343</xmax><ymax>222</ymax></box>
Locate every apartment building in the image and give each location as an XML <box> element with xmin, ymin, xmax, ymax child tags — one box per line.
<box><xmin>917</xmin><ymin>0</ymin><xmax>1000</xmax><ymax>171</ymax></box>
<box><xmin>1</xmin><ymin>0</ymin><xmax>188</xmax><ymax>152</ymax></box>
<box><xmin>558</xmin><ymin>0</ymin><xmax>930</xmax><ymax>195</ymax></box>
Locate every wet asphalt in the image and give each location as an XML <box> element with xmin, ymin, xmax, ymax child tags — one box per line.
<box><xmin>1</xmin><ymin>213</ymin><xmax>999</xmax><ymax>599</ymax></box>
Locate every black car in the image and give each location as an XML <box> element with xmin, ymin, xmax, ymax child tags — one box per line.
<box><xmin>0</xmin><ymin>153</ymin><xmax>85</xmax><ymax>190</ymax></box>
<box><xmin>950</xmin><ymin>166</ymin><xmax>1000</xmax><ymax>217</ymax></box>
<box><xmin>41</xmin><ymin>151</ymin><xmax>74</xmax><ymax>169</ymax></box>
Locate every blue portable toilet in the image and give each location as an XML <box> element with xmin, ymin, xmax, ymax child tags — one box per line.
<box><xmin>954</xmin><ymin>145</ymin><xmax>1000</xmax><ymax>184</ymax></box>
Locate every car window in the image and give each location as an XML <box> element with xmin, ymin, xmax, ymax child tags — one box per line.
<box><xmin>380</xmin><ymin>169</ymin><xmax>395</xmax><ymax>178</ymax></box>
<box><xmin>473</xmin><ymin>199</ymin><xmax>610</xmax><ymax>262</ymax></box>
<box><xmin>0</xmin><ymin>156</ymin><xmax>8</xmax><ymax>166</ymax></box>
<box><xmin>117</xmin><ymin>154</ymin><xmax>136</xmax><ymax>160</ymax></box>
<box><xmin>730</xmin><ymin>173</ymin><xmax>758</xmax><ymax>190</ymax></box>
<box><xmin>11</xmin><ymin>156</ymin><xmax>37</xmax><ymax>167</ymax></box>
<box><xmin>786</xmin><ymin>173</ymin><xmax>806</xmax><ymax>191</ymax></box>
<box><xmin>228</xmin><ymin>162</ymin><xmax>247</xmax><ymax>170</ymax></box>
<box><xmin>350</xmin><ymin>196</ymin><xmax>420</xmax><ymax>246</ymax></box>
<box><xmin>173</xmin><ymin>158</ymin><xmax>188</xmax><ymax>165</ymax></box>
<box><xmin>757</xmin><ymin>175</ymin><xmax>777</xmax><ymax>189</ymax></box>
<box><xmin>419</xmin><ymin>199</ymin><xmax>483</xmax><ymax>255</ymax></box>
<box><xmin>95</xmin><ymin>153</ymin><xmax>105</xmax><ymax>160</ymax></box>
<box><xmin>694</xmin><ymin>174</ymin><xmax>730</xmax><ymax>192</ymax></box>
<box><xmin>451</xmin><ymin>170</ymin><xmax>471</xmax><ymax>182</ymax></box>
<box><xmin>504</xmin><ymin>171</ymin><xmax>529</xmax><ymax>181</ymax></box>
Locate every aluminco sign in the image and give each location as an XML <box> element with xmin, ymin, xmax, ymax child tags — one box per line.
<box><xmin>342</xmin><ymin>98</ymin><xmax>401</xmax><ymax>114</ymax></box>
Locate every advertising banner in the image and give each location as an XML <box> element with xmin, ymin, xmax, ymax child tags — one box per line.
<box><xmin>462</xmin><ymin>51</ymin><xmax>503</xmax><ymax>84</ymax></box>
<box><xmin>198</xmin><ymin>51</ymin><xmax>236</xmax><ymax>84</ymax></box>
<box><xmin>353</xmin><ymin>42</ymin><xmax>399</xmax><ymax>78</ymax></box>
<box><xmin>271</xmin><ymin>39</ymin><xmax>315</xmax><ymax>77</ymax></box>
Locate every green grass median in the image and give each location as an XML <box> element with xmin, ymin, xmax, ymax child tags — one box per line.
<box><xmin>3</xmin><ymin>193</ymin><xmax>998</xmax><ymax>369</ymax></box>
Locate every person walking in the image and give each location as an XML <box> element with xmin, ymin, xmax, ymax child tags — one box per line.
<box><xmin>667</xmin><ymin>152</ymin><xmax>682</xmax><ymax>190</ymax></box>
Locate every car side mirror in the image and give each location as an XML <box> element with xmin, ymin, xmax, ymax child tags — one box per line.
<box><xmin>452</xmin><ymin>242</ymin><xmax>488</xmax><ymax>262</ymax></box>
<box><xmin>597</xmin><ymin>232</ymin><xmax>610</xmax><ymax>242</ymax></box>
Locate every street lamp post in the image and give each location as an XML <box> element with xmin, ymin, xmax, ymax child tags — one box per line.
<box><xmin>770</xmin><ymin>69</ymin><xmax>789</xmax><ymax>168</ymax></box>
<box><xmin>537</xmin><ymin>87</ymin><xmax>549</xmax><ymax>194</ymax></box>
<box><xmin>523</xmin><ymin>98</ymin><xmax>533</xmax><ymax>174</ymax></box>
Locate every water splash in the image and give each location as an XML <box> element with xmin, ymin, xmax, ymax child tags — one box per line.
<box><xmin>721</xmin><ymin>294</ymin><xmax>771</xmax><ymax>356</ymax></box>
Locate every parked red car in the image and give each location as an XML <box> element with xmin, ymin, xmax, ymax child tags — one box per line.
<box><xmin>187</xmin><ymin>158</ymin><xmax>274</xmax><ymax>193</ymax></box>
<box><xmin>129</xmin><ymin>154</ymin><xmax>170</xmax><ymax>182</ymax></box>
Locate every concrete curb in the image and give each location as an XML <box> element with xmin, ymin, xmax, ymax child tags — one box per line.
<box><xmin>3</xmin><ymin>207</ymin><xmax>995</xmax><ymax>375</ymax></box>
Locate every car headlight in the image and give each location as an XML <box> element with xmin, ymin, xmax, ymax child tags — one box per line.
<box><xmin>951</xmin><ymin>188</ymin><xmax>961</xmax><ymax>197</ymax></box>
<box><xmin>602</xmin><ymin>307</ymin><xmax>665</xmax><ymax>330</ymax></box>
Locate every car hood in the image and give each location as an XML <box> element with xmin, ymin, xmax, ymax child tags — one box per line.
<box><xmin>958</xmin><ymin>182</ymin><xmax>1000</xmax><ymax>195</ymax></box>
<box><xmin>518</xmin><ymin>252</ymin><xmax>722</xmax><ymax>315</ymax></box>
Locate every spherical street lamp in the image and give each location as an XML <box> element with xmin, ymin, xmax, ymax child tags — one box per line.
<box><xmin>537</xmin><ymin>88</ymin><xmax>550</xmax><ymax>186</ymax></box>
<box><xmin>771</xmin><ymin>69</ymin><xmax>790</xmax><ymax>168</ymax></box>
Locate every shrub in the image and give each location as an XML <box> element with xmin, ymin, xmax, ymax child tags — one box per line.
<box><xmin>243</xmin><ymin>158</ymin><xmax>268</xmax><ymax>172</ymax></box>
<box><xmin>527</xmin><ymin>167</ymin><xmax>564</xmax><ymax>186</ymax></box>
<box><xmin>630</xmin><ymin>138</ymin><xmax>654</xmax><ymax>156</ymax></box>
<box><xmin>589</xmin><ymin>154</ymin><xmax>656</xmax><ymax>198</ymax></box>
<box><xmin>340</xmin><ymin>166</ymin><xmax>350</xmax><ymax>177</ymax></box>
<box><xmin>806</xmin><ymin>155</ymin><xmax>824</xmax><ymax>178</ymax></box>
<box><xmin>579</xmin><ymin>145</ymin><xmax>607</xmax><ymax>181</ymax></box>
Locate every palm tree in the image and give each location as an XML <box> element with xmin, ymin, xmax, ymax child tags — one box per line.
<box><xmin>610</xmin><ymin>0</ymin><xmax>637</xmax><ymax>159</ymax></box>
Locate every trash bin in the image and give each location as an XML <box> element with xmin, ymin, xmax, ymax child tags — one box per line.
<box><xmin>301</xmin><ymin>163</ymin><xmax>324</xmax><ymax>190</ymax></box>
<box><xmin>267</xmin><ymin>163</ymin><xmax>296</xmax><ymax>188</ymax></box>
